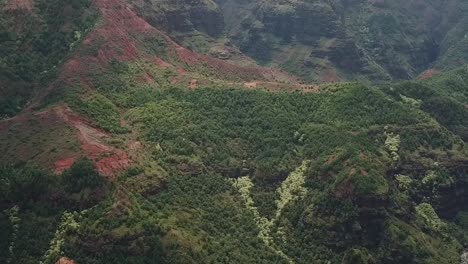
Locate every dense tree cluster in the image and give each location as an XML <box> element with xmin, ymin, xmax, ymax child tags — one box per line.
<box><xmin>1</xmin><ymin>45</ymin><xmax>468</xmax><ymax>264</ymax></box>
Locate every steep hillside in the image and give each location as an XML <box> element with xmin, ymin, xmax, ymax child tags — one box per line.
<box><xmin>2</xmin><ymin>0</ymin><xmax>467</xmax><ymax>117</ymax></box>
<box><xmin>0</xmin><ymin>0</ymin><xmax>97</xmax><ymax>117</ymax></box>
<box><xmin>2</xmin><ymin>65</ymin><xmax>468</xmax><ymax>263</ymax></box>
<box><xmin>0</xmin><ymin>0</ymin><xmax>296</xmax><ymax>117</ymax></box>
<box><xmin>214</xmin><ymin>0</ymin><xmax>468</xmax><ymax>82</ymax></box>
<box><xmin>1</xmin><ymin>0</ymin><xmax>468</xmax><ymax>264</ymax></box>
<box><xmin>0</xmin><ymin>0</ymin><xmax>303</xmax><ymax>175</ymax></box>
<box><xmin>130</xmin><ymin>0</ymin><xmax>225</xmax><ymax>37</ymax></box>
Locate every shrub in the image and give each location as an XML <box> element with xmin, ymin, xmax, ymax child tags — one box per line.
<box><xmin>62</xmin><ymin>158</ymin><xmax>104</xmax><ymax>193</ymax></box>
<box><xmin>0</xmin><ymin>166</ymin><xmax>54</xmax><ymax>206</ymax></box>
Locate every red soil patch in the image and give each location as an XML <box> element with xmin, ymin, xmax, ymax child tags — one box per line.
<box><xmin>177</xmin><ymin>68</ymin><xmax>186</xmax><ymax>75</ymax></box>
<box><xmin>189</xmin><ymin>79</ymin><xmax>199</xmax><ymax>89</ymax></box>
<box><xmin>360</xmin><ymin>170</ymin><xmax>369</xmax><ymax>176</ymax></box>
<box><xmin>53</xmin><ymin>106</ymin><xmax>131</xmax><ymax>177</ymax></box>
<box><xmin>3</xmin><ymin>0</ymin><xmax>33</xmax><ymax>11</ymax></box>
<box><xmin>57</xmin><ymin>0</ymin><xmax>167</xmax><ymax>83</ymax></box>
<box><xmin>177</xmin><ymin>47</ymin><xmax>200</xmax><ymax>65</ymax></box>
<box><xmin>417</xmin><ymin>69</ymin><xmax>439</xmax><ymax>80</ymax></box>
<box><xmin>55</xmin><ymin>157</ymin><xmax>77</xmax><ymax>174</ymax></box>
<box><xmin>244</xmin><ymin>82</ymin><xmax>257</xmax><ymax>89</ymax></box>
<box><xmin>154</xmin><ymin>57</ymin><xmax>172</xmax><ymax>68</ymax></box>
<box><xmin>55</xmin><ymin>257</ymin><xmax>77</xmax><ymax>264</ymax></box>
<box><xmin>96</xmin><ymin>151</ymin><xmax>131</xmax><ymax>177</ymax></box>
<box><xmin>88</xmin><ymin>0</ymin><xmax>154</xmax><ymax>62</ymax></box>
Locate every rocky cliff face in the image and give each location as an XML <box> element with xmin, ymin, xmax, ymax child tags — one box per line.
<box><xmin>211</xmin><ymin>0</ymin><xmax>468</xmax><ymax>82</ymax></box>
<box><xmin>129</xmin><ymin>0</ymin><xmax>224</xmax><ymax>37</ymax></box>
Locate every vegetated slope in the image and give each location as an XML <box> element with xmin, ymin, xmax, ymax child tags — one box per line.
<box><xmin>2</xmin><ymin>62</ymin><xmax>468</xmax><ymax>263</ymax></box>
<box><xmin>0</xmin><ymin>0</ymin><xmax>97</xmax><ymax>117</ymax></box>
<box><xmin>1</xmin><ymin>0</ymin><xmax>468</xmax><ymax>264</ymax></box>
<box><xmin>0</xmin><ymin>0</ymin><xmax>297</xmax><ymax>117</ymax></box>
<box><xmin>0</xmin><ymin>0</ymin><xmax>299</xmax><ymax>173</ymax></box>
<box><xmin>213</xmin><ymin>0</ymin><xmax>468</xmax><ymax>82</ymax></box>
<box><xmin>1</xmin><ymin>0</ymin><xmax>317</xmax><ymax>183</ymax></box>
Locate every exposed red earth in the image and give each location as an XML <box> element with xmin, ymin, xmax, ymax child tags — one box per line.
<box><xmin>55</xmin><ymin>257</ymin><xmax>77</xmax><ymax>264</ymax></box>
<box><xmin>54</xmin><ymin>157</ymin><xmax>77</xmax><ymax>174</ymax></box>
<box><xmin>189</xmin><ymin>79</ymin><xmax>199</xmax><ymax>89</ymax></box>
<box><xmin>417</xmin><ymin>69</ymin><xmax>439</xmax><ymax>80</ymax></box>
<box><xmin>56</xmin><ymin>0</ymin><xmax>300</xmax><ymax>91</ymax></box>
<box><xmin>53</xmin><ymin>106</ymin><xmax>131</xmax><ymax>177</ymax></box>
<box><xmin>59</xmin><ymin>0</ymin><xmax>154</xmax><ymax>79</ymax></box>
